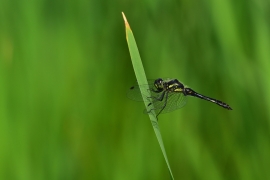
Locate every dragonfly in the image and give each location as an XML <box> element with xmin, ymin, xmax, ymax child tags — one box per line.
<box><xmin>127</xmin><ymin>78</ymin><xmax>232</xmax><ymax>117</ymax></box>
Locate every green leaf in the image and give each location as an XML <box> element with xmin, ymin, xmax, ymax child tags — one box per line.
<box><xmin>122</xmin><ymin>12</ymin><xmax>174</xmax><ymax>180</ymax></box>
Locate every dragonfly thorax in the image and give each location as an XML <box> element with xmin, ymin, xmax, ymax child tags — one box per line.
<box><xmin>166</xmin><ymin>79</ymin><xmax>185</xmax><ymax>92</ymax></box>
<box><xmin>154</xmin><ymin>78</ymin><xmax>185</xmax><ymax>92</ymax></box>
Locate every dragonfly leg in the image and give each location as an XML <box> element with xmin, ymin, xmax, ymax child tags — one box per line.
<box><xmin>149</xmin><ymin>91</ymin><xmax>165</xmax><ymax>101</ymax></box>
<box><xmin>155</xmin><ymin>92</ymin><xmax>169</xmax><ymax>118</ymax></box>
<box><xmin>149</xmin><ymin>87</ymin><xmax>162</xmax><ymax>93</ymax></box>
<box><xmin>146</xmin><ymin>91</ymin><xmax>165</xmax><ymax>105</ymax></box>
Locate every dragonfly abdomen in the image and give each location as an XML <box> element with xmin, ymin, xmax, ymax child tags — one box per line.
<box><xmin>184</xmin><ymin>88</ymin><xmax>232</xmax><ymax>110</ymax></box>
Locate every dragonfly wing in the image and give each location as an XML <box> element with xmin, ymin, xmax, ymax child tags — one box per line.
<box><xmin>127</xmin><ymin>80</ymin><xmax>162</xmax><ymax>102</ymax></box>
<box><xmin>176</xmin><ymin>93</ymin><xmax>187</xmax><ymax>109</ymax></box>
<box><xmin>126</xmin><ymin>85</ymin><xmax>145</xmax><ymax>101</ymax></box>
<box><xmin>144</xmin><ymin>92</ymin><xmax>187</xmax><ymax>115</ymax></box>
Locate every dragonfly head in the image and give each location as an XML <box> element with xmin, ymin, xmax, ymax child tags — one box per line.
<box><xmin>154</xmin><ymin>78</ymin><xmax>164</xmax><ymax>90</ymax></box>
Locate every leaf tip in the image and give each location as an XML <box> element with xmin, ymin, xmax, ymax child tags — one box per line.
<box><xmin>122</xmin><ymin>12</ymin><xmax>130</xmax><ymax>29</ymax></box>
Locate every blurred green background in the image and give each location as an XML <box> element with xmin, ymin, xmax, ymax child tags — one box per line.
<box><xmin>0</xmin><ymin>0</ymin><xmax>270</xmax><ymax>179</ymax></box>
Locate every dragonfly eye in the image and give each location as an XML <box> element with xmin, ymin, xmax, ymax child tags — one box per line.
<box><xmin>154</xmin><ymin>78</ymin><xmax>164</xmax><ymax>89</ymax></box>
<box><xmin>155</xmin><ymin>78</ymin><xmax>163</xmax><ymax>83</ymax></box>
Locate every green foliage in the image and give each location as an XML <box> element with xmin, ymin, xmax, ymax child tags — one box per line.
<box><xmin>0</xmin><ymin>0</ymin><xmax>270</xmax><ymax>179</ymax></box>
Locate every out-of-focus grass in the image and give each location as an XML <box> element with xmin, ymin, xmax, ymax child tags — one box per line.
<box><xmin>0</xmin><ymin>0</ymin><xmax>270</xmax><ymax>179</ymax></box>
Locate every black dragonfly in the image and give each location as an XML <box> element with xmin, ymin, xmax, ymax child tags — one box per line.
<box><xmin>127</xmin><ymin>78</ymin><xmax>232</xmax><ymax>117</ymax></box>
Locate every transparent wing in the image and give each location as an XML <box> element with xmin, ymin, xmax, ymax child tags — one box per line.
<box><xmin>127</xmin><ymin>80</ymin><xmax>162</xmax><ymax>102</ymax></box>
<box><xmin>144</xmin><ymin>92</ymin><xmax>187</xmax><ymax>115</ymax></box>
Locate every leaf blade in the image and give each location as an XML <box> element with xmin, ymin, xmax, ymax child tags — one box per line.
<box><xmin>122</xmin><ymin>12</ymin><xmax>174</xmax><ymax>180</ymax></box>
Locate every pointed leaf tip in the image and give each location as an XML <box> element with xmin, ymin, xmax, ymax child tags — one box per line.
<box><xmin>122</xmin><ymin>12</ymin><xmax>130</xmax><ymax>28</ymax></box>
